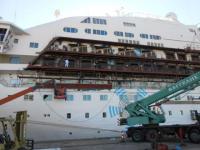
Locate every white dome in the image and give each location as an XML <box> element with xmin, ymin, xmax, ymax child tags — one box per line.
<box><xmin>165</xmin><ymin>12</ymin><xmax>178</xmax><ymax>21</ymax></box>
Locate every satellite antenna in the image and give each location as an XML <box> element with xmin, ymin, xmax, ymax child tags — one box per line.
<box><xmin>54</xmin><ymin>9</ymin><xmax>60</xmax><ymax>18</ymax></box>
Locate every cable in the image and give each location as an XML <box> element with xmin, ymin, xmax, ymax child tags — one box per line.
<box><xmin>37</xmin><ymin>89</ymin><xmax>114</xmax><ymax>122</ymax></box>
<box><xmin>27</xmin><ymin>119</ymin><xmax>121</xmax><ymax>133</ymax></box>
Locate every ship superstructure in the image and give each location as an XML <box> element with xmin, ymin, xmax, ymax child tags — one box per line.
<box><xmin>1</xmin><ymin>16</ymin><xmax>200</xmax><ymax>141</ymax></box>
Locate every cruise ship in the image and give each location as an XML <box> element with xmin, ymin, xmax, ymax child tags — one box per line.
<box><xmin>1</xmin><ymin>14</ymin><xmax>200</xmax><ymax>141</ymax></box>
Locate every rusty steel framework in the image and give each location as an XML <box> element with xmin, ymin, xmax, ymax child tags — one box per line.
<box><xmin>26</xmin><ymin>37</ymin><xmax>200</xmax><ymax>82</ymax></box>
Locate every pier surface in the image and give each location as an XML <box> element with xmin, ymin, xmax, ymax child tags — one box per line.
<box><xmin>34</xmin><ymin>138</ymin><xmax>200</xmax><ymax>150</ymax></box>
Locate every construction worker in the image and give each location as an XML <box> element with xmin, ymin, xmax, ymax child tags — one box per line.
<box><xmin>64</xmin><ymin>59</ymin><xmax>69</xmax><ymax>67</ymax></box>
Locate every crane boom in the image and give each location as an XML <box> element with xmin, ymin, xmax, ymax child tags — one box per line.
<box><xmin>120</xmin><ymin>71</ymin><xmax>200</xmax><ymax>126</ymax></box>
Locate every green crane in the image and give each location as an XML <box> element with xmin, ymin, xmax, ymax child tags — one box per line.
<box><xmin>120</xmin><ymin>71</ymin><xmax>200</xmax><ymax>126</ymax></box>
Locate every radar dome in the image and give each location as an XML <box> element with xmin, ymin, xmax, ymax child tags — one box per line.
<box><xmin>165</xmin><ymin>12</ymin><xmax>178</xmax><ymax>21</ymax></box>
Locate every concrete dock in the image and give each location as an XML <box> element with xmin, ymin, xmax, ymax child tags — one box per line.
<box><xmin>34</xmin><ymin>138</ymin><xmax>200</xmax><ymax>150</ymax></box>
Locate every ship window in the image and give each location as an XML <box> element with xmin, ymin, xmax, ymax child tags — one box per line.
<box><xmin>118</xmin><ymin>39</ymin><xmax>122</xmax><ymax>43</ymax></box>
<box><xmin>93</xmin><ymin>18</ymin><xmax>107</xmax><ymax>25</ymax></box>
<box><xmin>81</xmin><ymin>17</ymin><xmax>91</xmax><ymax>23</ymax></box>
<box><xmin>67</xmin><ymin>113</ymin><xmax>71</xmax><ymax>119</ymax></box>
<box><xmin>85</xmin><ymin>28</ymin><xmax>91</xmax><ymax>34</ymax></box>
<box><xmin>93</xmin><ymin>29</ymin><xmax>107</xmax><ymax>35</ymax></box>
<box><xmin>100</xmin><ymin>95</ymin><xmax>108</xmax><ymax>101</ymax></box>
<box><xmin>150</xmin><ymin>35</ymin><xmax>161</xmax><ymax>40</ymax></box>
<box><xmin>14</xmin><ymin>38</ymin><xmax>18</xmax><ymax>44</ymax></box>
<box><xmin>102</xmin><ymin>112</ymin><xmax>107</xmax><ymax>118</ymax></box>
<box><xmin>0</xmin><ymin>28</ymin><xmax>7</xmax><ymax>41</ymax></box>
<box><xmin>180</xmin><ymin>110</ymin><xmax>183</xmax><ymax>115</ymax></box>
<box><xmin>66</xmin><ymin>95</ymin><xmax>74</xmax><ymax>101</ymax></box>
<box><xmin>114</xmin><ymin>31</ymin><xmax>123</xmax><ymax>37</ymax></box>
<box><xmin>123</xmin><ymin>22</ymin><xmax>136</xmax><ymax>27</ymax></box>
<box><xmin>24</xmin><ymin>94</ymin><xmax>34</xmax><ymax>101</ymax></box>
<box><xmin>187</xmin><ymin>95</ymin><xmax>194</xmax><ymax>100</ymax></box>
<box><xmin>168</xmin><ymin>111</ymin><xmax>172</xmax><ymax>116</ymax></box>
<box><xmin>140</xmin><ymin>34</ymin><xmax>148</xmax><ymax>39</ymax></box>
<box><xmin>43</xmin><ymin>94</ymin><xmax>53</xmax><ymax>101</ymax></box>
<box><xmin>44</xmin><ymin>114</ymin><xmax>50</xmax><ymax>117</ymax></box>
<box><xmin>83</xmin><ymin>95</ymin><xmax>91</xmax><ymax>101</ymax></box>
<box><xmin>10</xmin><ymin>56</ymin><xmax>21</xmax><ymax>64</ymax></box>
<box><xmin>29</xmin><ymin>42</ymin><xmax>39</xmax><ymax>48</ymax></box>
<box><xmin>125</xmin><ymin>32</ymin><xmax>134</xmax><ymax>38</ymax></box>
<box><xmin>63</xmin><ymin>27</ymin><xmax>78</xmax><ymax>33</ymax></box>
<box><xmin>85</xmin><ymin>113</ymin><xmax>90</xmax><ymax>118</ymax></box>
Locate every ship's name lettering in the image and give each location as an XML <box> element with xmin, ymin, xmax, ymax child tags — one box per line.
<box><xmin>168</xmin><ymin>75</ymin><xmax>198</xmax><ymax>92</ymax></box>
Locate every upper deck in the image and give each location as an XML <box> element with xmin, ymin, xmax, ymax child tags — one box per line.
<box><xmin>0</xmin><ymin>16</ymin><xmax>200</xmax><ymax>56</ymax></box>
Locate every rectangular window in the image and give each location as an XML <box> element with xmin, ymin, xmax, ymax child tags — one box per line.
<box><xmin>102</xmin><ymin>112</ymin><xmax>107</xmax><ymax>118</ymax></box>
<box><xmin>123</xmin><ymin>22</ymin><xmax>136</xmax><ymax>27</ymax></box>
<box><xmin>30</xmin><ymin>42</ymin><xmax>39</xmax><ymax>48</ymax></box>
<box><xmin>43</xmin><ymin>94</ymin><xmax>53</xmax><ymax>101</ymax></box>
<box><xmin>44</xmin><ymin>114</ymin><xmax>50</xmax><ymax>117</ymax></box>
<box><xmin>10</xmin><ymin>56</ymin><xmax>21</xmax><ymax>64</ymax></box>
<box><xmin>168</xmin><ymin>111</ymin><xmax>172</xmax><ymax>116</ymax></box>
<box><xmin>66</xmin><ymin>95</ymin><xmax>74</xmax><ymax>101</ymax></box>
<box><xmin>0</xmin><ymin>28</ymin><xmax>7</xmax><ymax>41</ymax></box>
<box><xmin>24</xmin><ymin>95</ymin><xmax>29</xmax><ymax>101</ymax></box>
<box><xmin>100</xmin><ymin>19</ymin><xmax>104</xmax><ymax>24</ymax></box>
<box><xmin>24</xmin><ymin>94</ymin><xmax>34</xmax><ymax>101</ymax></box>
<box><xmin>96</xmin><ymin>19</ymin><xmax>100</xmax><ymax>24</ymax></box>
<box><xmin>67</xmin><ymin>113</ymin><xmax>71</xmax><ymax>119</ymax></box>
<box><xmin>93</xmin><ymin>30</ymin><xmax>97</xmax><ymax>34</ymax></box>
<box><xmin>14</xmin><ymin>38</ymin><xmax>18</xmax><ymax>44</ymax></box>
<box><xmin>66</xmin><ymin>28</ymin><xmax>71</xmax><ymax>32</ymax></box>
<box><xmin>83</xmin><ymin>95</ymin><xmax>91</xmax><ymax>101</ymax></box>
<box><xmin>100</xmin><ymin>95</ymin><xmax>108</xmax><ymax>101</ymax></box>
<box><xmin>71</xmin><ymin>28</ymin><xmax>76</xmax><ymax>33</ymax></box>
<box><xmin>187</xmin><ymin>95</ymin><xmax>194</xmax><ymax>100</ymax></box>
<box><xmin>29</xmin><ymin>95</ymin><xmax>34</xmax><ymax>101</ymax></box>
<box><xmin>190</xmin><ymin>110</ymin><xmax>198</xmax><ymax>120</ymax></box>
<box><xmin>85</xmin><ymin>113</ymin><xmax>89</xmax><ymax>118</ymax></box>
<box><xmin>97</xmin><ymin>30</ymin><xmax>100</xmax><ymax>35</ymax></box>
<box><xmin>93</xmin><ymin>18</ymin><xmax>97</xmax><ymax>24</ymax></box>
<box><xmin>92</xmin><ymin>18</ymin><xmax>106</xmax><ymax>24</ymax></box>
<box><xmin>180</xmin><ymin>110</ymin><xmax>183</xmax><ymax>115</ymax></box>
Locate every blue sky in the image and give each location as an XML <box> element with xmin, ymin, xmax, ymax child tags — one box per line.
<box><xmin>1</xmin><ymin>0</ymin><xmax>200</xmax><ymax>29</ymax></box>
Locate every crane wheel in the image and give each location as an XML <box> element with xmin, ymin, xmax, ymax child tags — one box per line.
<box><xmin>188</xmin><ymin>128</ymin><xmax>200</xmax><ymax>144</ymax></box>
<box><xmin>145</xmin><ymin>129</ymin><xmax>158</xmax><ymax>142</ymax></box>
<box><xmin>131</xmin><ymin>130</ymin><xmax>144</xmax><ymax>142</ymax></box>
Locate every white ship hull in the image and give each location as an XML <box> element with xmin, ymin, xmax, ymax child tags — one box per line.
<box><xmin>1</xmin><ymin>84</ymin><xmax>200</xmax><ymax>141</ymax></box>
